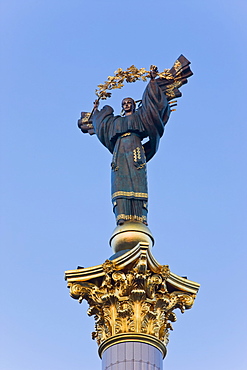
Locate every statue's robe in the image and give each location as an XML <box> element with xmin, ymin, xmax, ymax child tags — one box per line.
<box><xmin>92</xmin><ymin>79</ymin><xmax>170</xmax><ymax>224</ymax></box>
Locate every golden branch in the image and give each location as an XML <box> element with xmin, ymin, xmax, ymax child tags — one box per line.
<box><xmin>95</xmin><ymin>65</ymin><xmax>173</xmax><ymax>101</ymax></box>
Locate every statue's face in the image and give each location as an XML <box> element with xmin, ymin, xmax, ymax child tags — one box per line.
<box><xmin>122</xmin><ymin>98</ymin><xmax>135</xmax><ymax>114</ymax></box>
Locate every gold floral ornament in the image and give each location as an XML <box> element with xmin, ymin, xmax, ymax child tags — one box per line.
<box><xmin>95</xmin><ymin>65</ymin><xmax>173</xmax><ymax>101</ymax></box>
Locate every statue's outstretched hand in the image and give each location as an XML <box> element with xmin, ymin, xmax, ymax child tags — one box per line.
<box><xmin>150</xmin><ymin>65</ymin><xmax>158</xmax><ymax>79</ymax></box>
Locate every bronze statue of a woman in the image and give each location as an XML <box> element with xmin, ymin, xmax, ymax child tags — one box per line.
<box><xmin>79</xmin><ymin>55</ymin><xmax>193</xmax><ymax>226</ymax></box>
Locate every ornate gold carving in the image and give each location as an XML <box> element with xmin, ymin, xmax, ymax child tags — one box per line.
<box><xmin>116</xmin><ymin>214</ymin><xmax>147</xmax><ymax>222</ymax></box>
<box><xmin>165</xmin><ymin>81</ymin><xmax>183</xmax><ymax>99</ymax></box>
<box><xmin>136</xmin><ymin>163</ymin><xmax>146</xmax><ymax>170</ymax></box>
<box><xmin>173</xmin><ymin>60</ymin><xmax>182</xmax><ymax>72</ymax></box>
<box><xmin>133</xmin><ymin>147</ymin><xmax>141</xmax><ymax>162</ymax></box>
<box><xmin>111</xmin><ymin>164</ymin><xmax>119</xmax><ymax>172</ymax></box>
<box><xmin>67</xmin><ymin>246</ymin><xmax>197</xmax><ymax>349</ymax></box>
<box><xmin>112</xmin><ymin>191</ymin><xmax>148</xmax><ymax>199</ymax></box>
<box><xmin>80</xmin><ymin>112</ymin><xmax>91</xmax><ymax>122</ymax></box>
<box><xmin>121</xmin><ymin>132</ymin><xmax>131</xmax><ymax>137</ymax></box>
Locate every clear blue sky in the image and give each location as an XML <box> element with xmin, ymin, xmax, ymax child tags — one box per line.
<box><xmin>1</xmin><ymin>1</ymin><xmax>246</xmax><ymax>369</ymax></box>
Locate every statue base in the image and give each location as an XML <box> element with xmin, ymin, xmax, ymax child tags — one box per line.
<box><xmin>109</xmin><ymin>221</ymin><xmax>154</xmax><ymax>254</ymax></box>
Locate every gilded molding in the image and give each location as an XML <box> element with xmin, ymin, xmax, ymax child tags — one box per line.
<box><xmin>116</xmin><ymin>214</ymin><xmax>147</xmax><ymax>222</ymax></box>
<box><xmin>98</xmin><ymin>333</ymin><xmax>167</xmax><ymax>359</ymax></box>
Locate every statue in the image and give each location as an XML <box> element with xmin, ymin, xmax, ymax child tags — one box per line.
<box><xmin>78</xmin><ymin>55</ymin><xmax>193</xmax><ymax>226</ymax></box>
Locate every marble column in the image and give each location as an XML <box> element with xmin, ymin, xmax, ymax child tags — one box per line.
<box><xmin>102</xmin><ymin>342</ymin><xmax>163</xmax><ymax>370</ymax></box>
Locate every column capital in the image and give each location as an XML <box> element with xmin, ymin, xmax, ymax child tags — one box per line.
<box><xmin>65</xmin><ymin>242</ymin><xmax>199</xmax><ymax>356</ymax></box>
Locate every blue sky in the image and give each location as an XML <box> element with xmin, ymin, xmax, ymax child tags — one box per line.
<box><xmin>1</xmin><ymin>1</ymin><xmax>246</xmax><ymax>369</ymax></box>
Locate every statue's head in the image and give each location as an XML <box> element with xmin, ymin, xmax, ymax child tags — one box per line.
<box><xmin>121</xmin><ymin>97</ymin><xmax>136</xmax><ymax>116</ymax></box>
